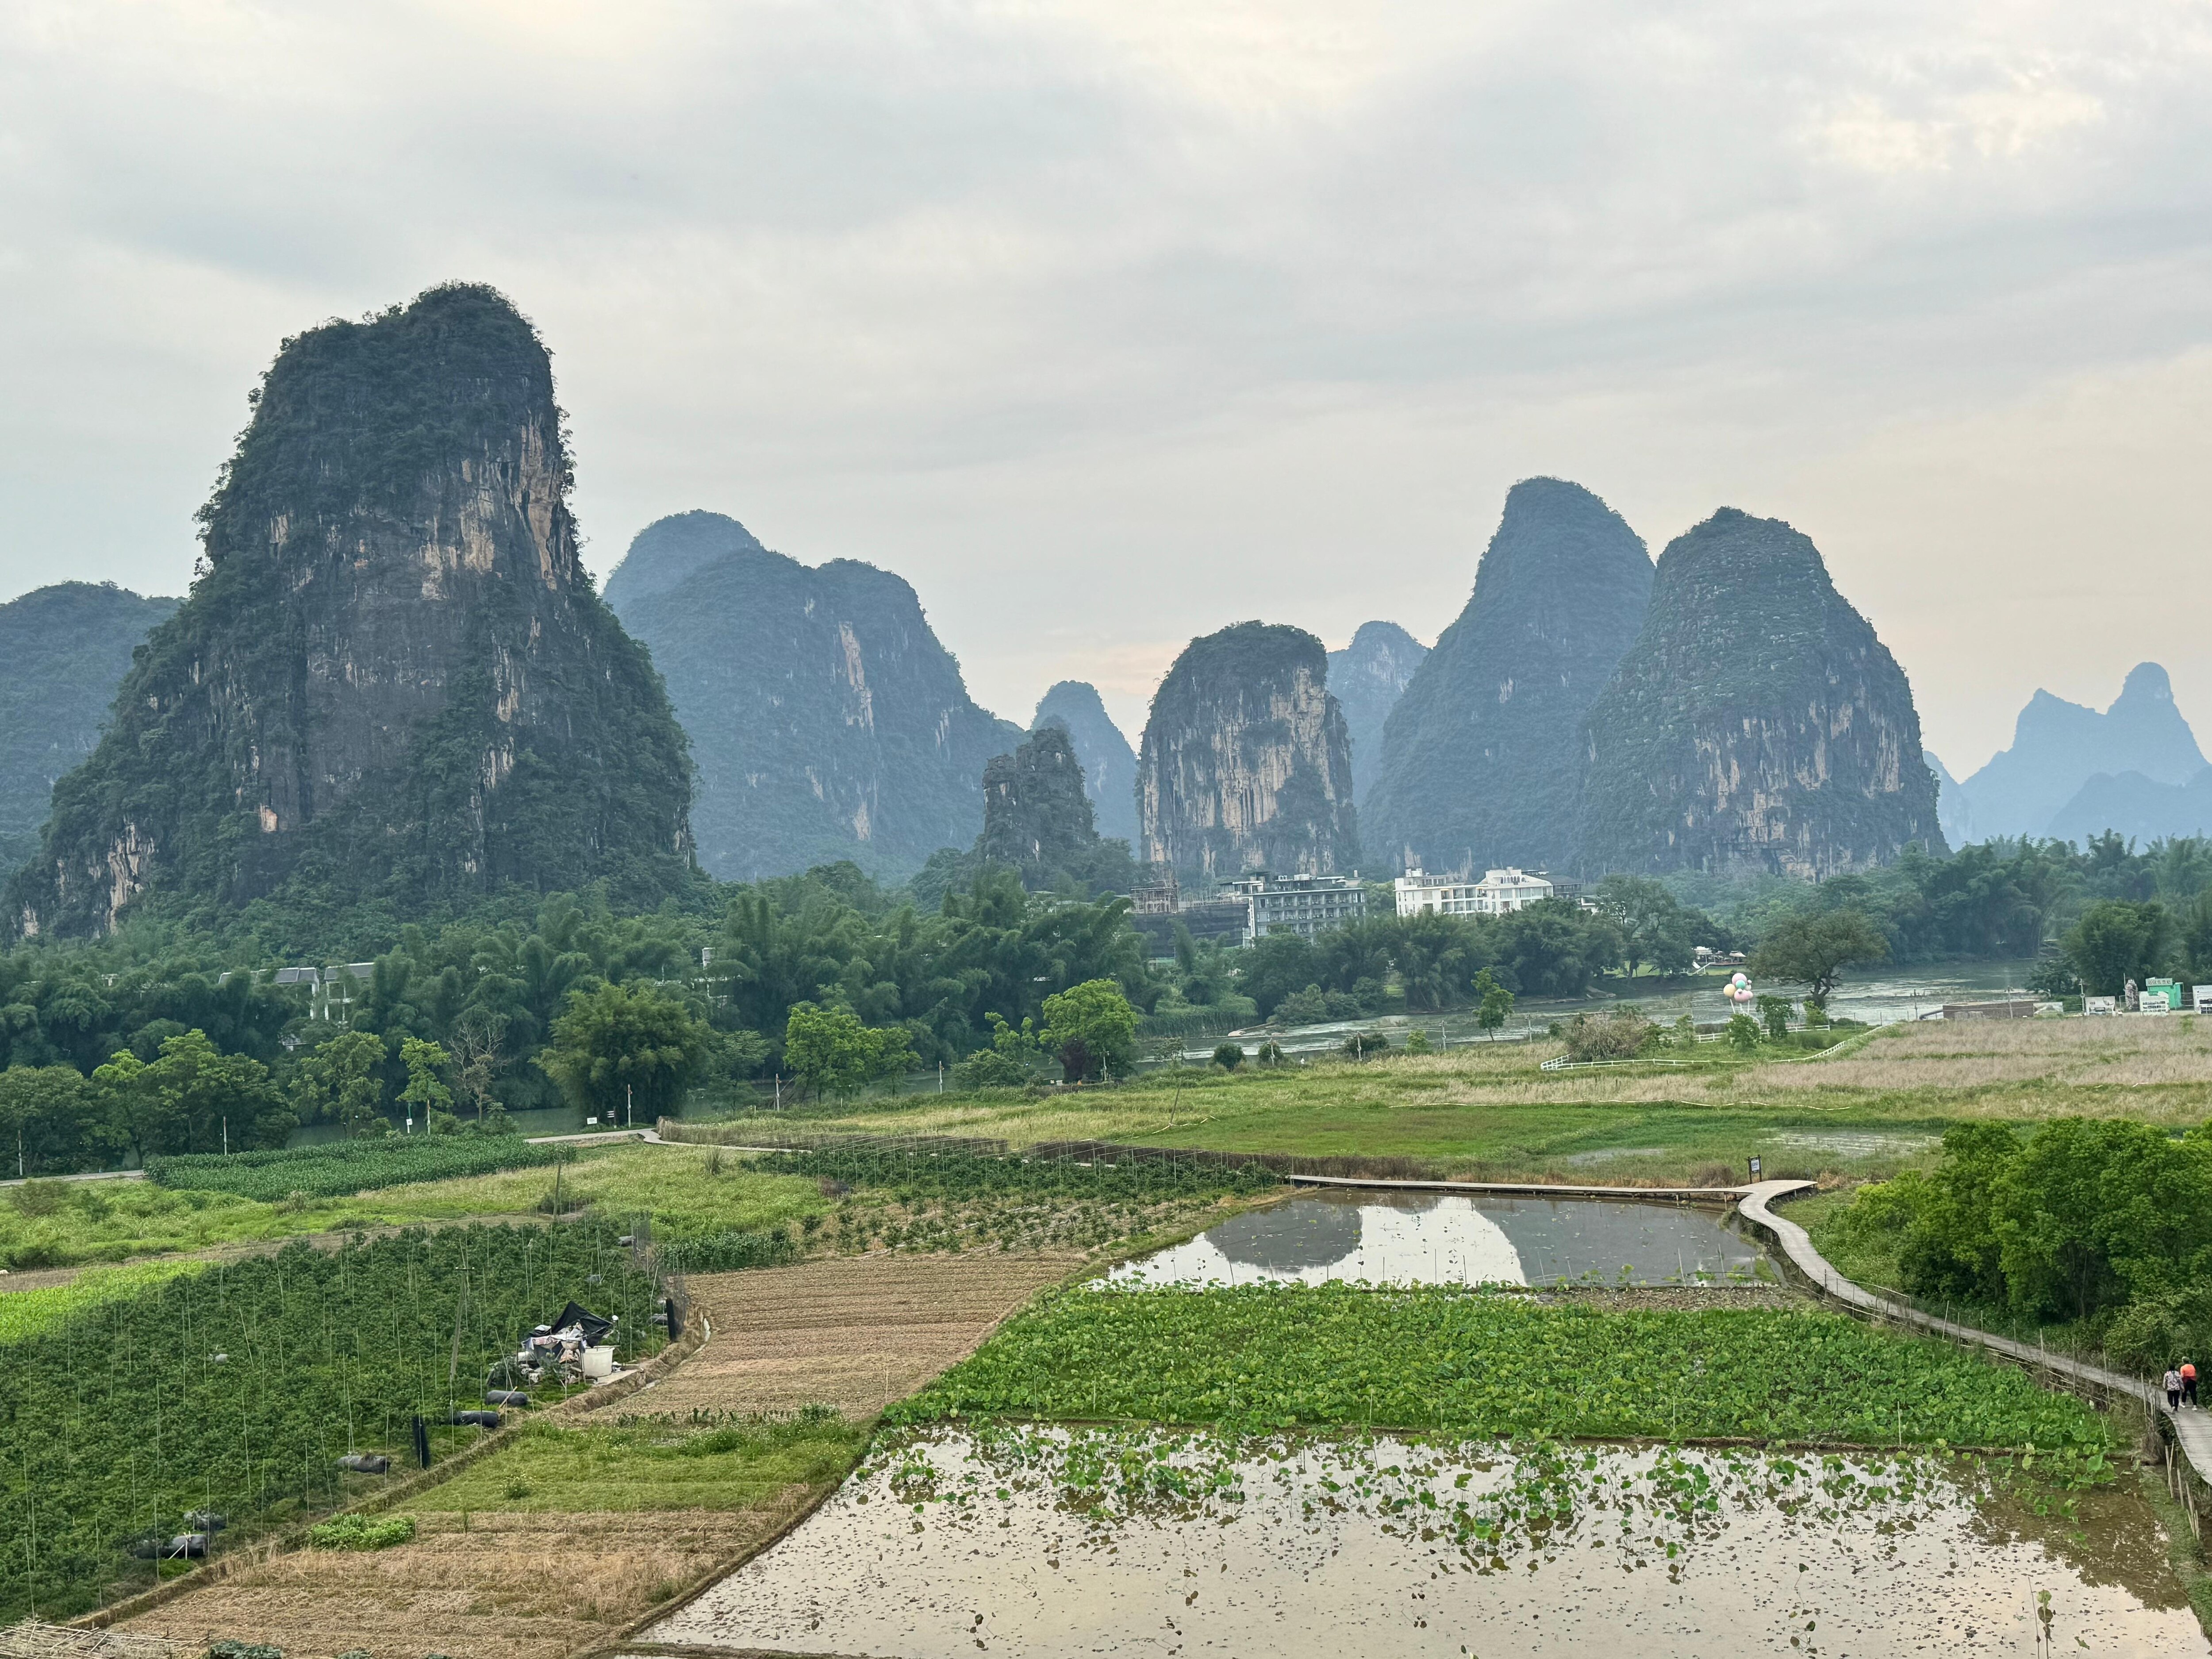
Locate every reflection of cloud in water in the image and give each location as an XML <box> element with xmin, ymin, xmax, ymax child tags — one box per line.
<box><xmin>1109</xmin><ymin>1191</ymin><xmax>1772</xmax><ymax>1287</ymax></box>
<box><xmin>1112</xmin><ymin>1196</ymin><xmax>1526</xmax><ymax>1286</ymax></box>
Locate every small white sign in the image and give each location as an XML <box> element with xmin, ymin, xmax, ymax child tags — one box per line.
<box><xmin>2085</xmin><ymin>996</ymin><xmax>2117</xmax><ymax>1016</ymax></box>
<box><xmin>585</xmin><ymin>1116</ymin><xmax>599</xmax><ymax>1125</ymax></box>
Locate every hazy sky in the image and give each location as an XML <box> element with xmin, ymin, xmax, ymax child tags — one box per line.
<box><xmin>4</xmin><ymin>1</ymin><xmax>2210</xmax><ymax>775</ymax></box>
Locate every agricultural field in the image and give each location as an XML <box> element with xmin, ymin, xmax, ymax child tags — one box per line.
<box><xmin>0</xmin><ymin>1142</ymin><xmax>828</xmax><ymax>1271</ymax></box>
<box><xmin>117</xmin><ymin>1415</ymin><xmax>868</xmax><ymax>1659</ymax></box>
<box><xmin>689</xmin><ymin>1014</ymin><xmax>2212</xmax><ymax>1186</ymax></box>
<box><xmin>0</xmin><ymin>1222</ymin><xmax>658</xmax><ymax>1623</ymax></box>
<box><xmin>146</xmin><ymin>1137</ymin><xmax>565</xmax><ymax>1201</ymax></box>
<box><xmin>899</xmin><ymin>1283</ymin><xmax>2120</xmax><ymax>1452</ymax></box>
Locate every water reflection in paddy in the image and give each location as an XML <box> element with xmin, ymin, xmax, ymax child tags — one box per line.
<box><xmin>642</xmin><ymin>1427</ymin><xmax>2203</xmax><ymax>1659</ymax></box>
<box><xmin>1107</xmin><ymin>1188</ymin><xmax>1773</xmax><ymax>1287</ymax></box>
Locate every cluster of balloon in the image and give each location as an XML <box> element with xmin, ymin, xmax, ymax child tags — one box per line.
<box><xmin>1727</xmin><ymin>972</ymin><xmax>1757</xmax><ymax>1008</ymax></box>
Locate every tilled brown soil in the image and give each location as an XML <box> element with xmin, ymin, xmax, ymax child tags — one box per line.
<box><xmin>641</xmin><ymin>1251</ymin><xmax>1085</xmax><ymax>1420</ymax></box>
<box><xmin>116</xmin><ymin>1505</ymin><xmax>800</xmax><ymax>1659</ymax></box>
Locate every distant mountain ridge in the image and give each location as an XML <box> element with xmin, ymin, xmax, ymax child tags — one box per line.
<box><xmin>2046</xmin><ymin>766</ymin><xmax>2212</xmax><ymax>845</ymax></box>
<box><xmin>0</xmin><ymin>582</ymin><xmax>180</xmax><ymax>869</ymax></box>
<box><xmin>1364</xmin><ymin>478</ymin><xmax>1652</xmax><ymax>876</ymax></box>
<box><xmin>1328</xmin><ymin>622</ymin><xmax>1428</xmax><ymax>807</ymax></box>
<box><xmin>1031</xmin><ymin>681</ymin><xmax>1139</xmax><ymax>845</ymax></box>
<box><xmin>605</xmin><ymin>511</ymin><xmax>1021</xmax><ymax>882</ymax></box>
<box><xmin>1952</xmin><ymin>664</ymin><xmax>2206</xmax><ymax>842</ymax></box>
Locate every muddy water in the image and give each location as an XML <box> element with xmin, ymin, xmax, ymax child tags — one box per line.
<box><xmin>640</xmin><ymin>1429</ymin><xmax>2204</xmax><ymax>1658</ymax></box>
<box><xmin>1106</xmin><ymin>1188</ymin><xmax>1773</xmax><ymax>1288</ymax></box>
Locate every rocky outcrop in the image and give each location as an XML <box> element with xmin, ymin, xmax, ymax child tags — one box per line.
<box><xmin>1955</xmin><ymin>663</ymin><xmax>2205</xmax><ymax>841</ymax></box>
<box><xmin>604</xmin><ymin>511</ymin><xmax>1021</xmax><ymax>881</ymax></box>
<box><xmin>1578</xmin><ymin>508</ymin><xmax>1943</xmax><ymax>878</ymax></box>
<box><xmin>1328</xmin><ymin>621</ymin><xmax>1428</xmax><ymax>806</ymax></box>
<box><xmin>1364</xmin><ymin>479</ymin><xmax>1651</xmax><ymax>876</ymax></box>
<box><xmin>1136</xmin><ymin>622</ymin><xmax>1357</xmax><ymax>877</ymax></box>
<box><xmin>0</xmin><ymin>583</ymin><xmax>179</xmax><ymax>869</ymax></box>
<box><xmin>1031</xmin><ymin>680</ymin><xmax>1138</xmax><ymax>844</ymax></box>
<box><xmin>9</xmin><ymin>284</ymin><xmax>693</xmax><ymax>937</ymax></box>
<box><xmin>981</xmin><ymin>726</ymin><xmax>1098</xmax><ymax>878</ymax></box>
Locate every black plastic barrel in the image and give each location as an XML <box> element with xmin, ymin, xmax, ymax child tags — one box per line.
<box><xmin>337</xmin><ymin>1453</ymin><xmax>391</xmax><ymax>1474</ymax></box>
<box><xmin>447</xmin><ymin>1410</ymin><xmax>502</xmax><ymax>1428</ymax></box>
<box><xmin>484</xmin><ymin>1389</ymin><xmax>531</xmax><ymax>1408</ymax></box>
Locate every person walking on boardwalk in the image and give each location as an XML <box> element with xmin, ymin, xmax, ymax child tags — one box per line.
<box><xmin>2184</xmin><ymin>1360</ymin><xmax>2200</xmax><ymax>1408</ymax></box>
<box><xmin>2166</xmin><ymin>1365</ymin><xmax>2184</xmax><ymax>1410</ymax></box>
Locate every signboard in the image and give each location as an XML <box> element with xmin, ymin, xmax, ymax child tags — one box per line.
<box><xmin>1747</xmin><ymin>1156</ymin><xmax>1763</xmax><ymax>1179</ymax></box>
<box><xmin>2195</xmin><ymin>985</ymin><xmax>2212</xmax><ymax>1014</ymax></box>
<box><xmin>2085</xmin><ymin>996</ymin><xmax>2117</xmax><ymax>1016</ymax></box>
<box><xmin>2142</xmin><ymin>991</ymin><xmax>2173</xmax><ymax>1015</ymax></box>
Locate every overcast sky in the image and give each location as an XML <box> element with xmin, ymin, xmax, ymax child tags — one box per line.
<box><xmin>4</xmin><ymin>1</ymin><xmax>2210</xmax><ymax>775</ymax></box>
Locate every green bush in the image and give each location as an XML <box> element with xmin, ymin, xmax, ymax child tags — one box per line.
<box><xmin>307</xmin><ymin>1513</ymin><xmax>417</xmax><ymax>1551</ymax></box>
<box><xmin>1211</xmin><ymin>1043</ymin><xmax>1244</xmax><ymax>1070</ymax></box>
<box><xmin>1561</xmin><ymin>1011</ymin><xmax>1655</xmax><ymax>1062</ymax></box>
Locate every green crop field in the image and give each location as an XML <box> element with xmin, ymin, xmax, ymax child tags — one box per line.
<box><xmin>147</xmin><ymin>1136</ymin><xmax>565</xmax><ymax>1200</ymax></box>
<box><xmin>898</xmin><ymin>1284</ymin><xmax>2117</xmax><ymax>1453</ymax></box>
<box><xmin>0</xmin><ymin>1221</ymin><xmax>661</xmax><ymax>1622</ymax></box>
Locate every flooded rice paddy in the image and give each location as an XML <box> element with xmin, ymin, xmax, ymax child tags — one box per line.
<box><xmin>1106</xmin><ymin>1189</ymin><xmax>1774</xmax><ymax>1288</ymax></box>
<box><xmin>639</xmin><ymin>1426</ymin><xmax>2204</xmax><ymax>1658</ymax></box>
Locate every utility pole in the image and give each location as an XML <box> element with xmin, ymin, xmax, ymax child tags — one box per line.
<box><xmin>626</xmin><ymin>1084</ymin><xmax>633</xmax><ymax>1129</ymax></box>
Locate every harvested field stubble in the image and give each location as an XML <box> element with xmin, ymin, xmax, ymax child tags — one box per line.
<box><xmin>115</xmin><ymin>1506</ymin><xmax>792</xmax><ymax>1659</ymax></box>
<box><xmin>648</xmin><ymin>1254</ymin><xmax>1086</xmax><ymax>1419</ymax></box>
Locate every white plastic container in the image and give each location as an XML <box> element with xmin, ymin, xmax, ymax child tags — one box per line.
<box><xmin>580</xmin><ymin>1344</ymin><xmax>617</xmax><ymax>1379</ymax></box>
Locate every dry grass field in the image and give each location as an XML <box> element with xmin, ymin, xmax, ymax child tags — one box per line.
<box><xmin>643</xmin><ymin>1252</ymin><xmax>1086</xmax><ymax>1419</ymax></box>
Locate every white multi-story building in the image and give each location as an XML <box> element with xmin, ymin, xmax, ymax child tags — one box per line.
<box><xmin>1394</xmin><ymin>867</ymin><xmax>1554</xmax><ymax>918</ymax></box>
<box><xmin>1221</xmin><ymin>871</ymin><xmax>1367</xmax><ymax>942</ymax></box>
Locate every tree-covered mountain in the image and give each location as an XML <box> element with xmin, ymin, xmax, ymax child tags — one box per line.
<box><xmin>8</xmin><ymin>284</ymin><xmax>693</xmax><ymax>939</ymax></box>
<box><xmin>1956</xmin><ymin>664</ymin><xmax>2205</xmax><ymax>841</ymax></box>
<box><xmin>1364</xmin><ymin>479</ymin><xmax>1651</xmax><ymax>876</ymax></box>
<box><xmin>1578</xmin><ymin>508</ymin><xmax>1943</xmax><ymax>878</ymax></box>
<box><xmin>0</xmin><ymin>582</ymin><xmax>179</xmax><ymax>871</ymax></box>
<box><xmin>1327</xmin><ymin>621</ymin><xmax>1428</xmax><ymax>807</ymax></box>
<box><xmin>603</xmin><ymin>511</ymin><xmax>1021</xmax><ymax>882</ymax></box>
<box><xmin>1031</xmin><ymin>680</ymin><xmax>1138</xmax><ymax>844</ymax></box>
<box><xmin>1137</xmin><ymin>621</ymin><xmax>1358</xmax><ymax>878</ymax></box>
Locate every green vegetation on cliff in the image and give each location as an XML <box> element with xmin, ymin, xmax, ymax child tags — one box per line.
<box><xmin>8</xmin><ymin>284</ymin><xmax>694</xmax><ymax>939</ymax></box>
<box><xmin>1579</xmin><ymin>508</ymin><xmax>1943</xmax><ymax>879</ymax></box>
<box><xmin>604</xmin><ymin>510</ymin><xmax>1021</xmax><ymax>882</ymax></box>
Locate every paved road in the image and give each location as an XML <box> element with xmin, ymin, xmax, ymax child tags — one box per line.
<box><xmin>1736</xmin><ymin>1179</ymin><xmax>2212</xmax><ymax>1490</ymax></box>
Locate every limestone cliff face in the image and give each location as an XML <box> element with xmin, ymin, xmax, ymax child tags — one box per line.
<box><xmin>1577</xmin><ymin>508</ymin><xmax>1943</xmax><ymax>878</ymax></box>
<box><xmin>1364</xmin><ymin>478</ymin><xmax>1651</xmax><ymax>876</ymax></box>
<box><xmin>9</xmin><ymin>284</ymin><xmax>693</xmax><ymax>936</ymax></box>
<box><xmin>605</xmin><ymin>511</ymin><xmax>1021</xmax><ymax>880</ymax></box>
<box><xmin>1328</xmin><ymin>621</ymin><xmax>1428</xmax><ymax>807</ymax></box>
<box><xmin>1137</xmin><ymin>622</ymin><xmax>1357</xmax><ymax>877</ymax></box>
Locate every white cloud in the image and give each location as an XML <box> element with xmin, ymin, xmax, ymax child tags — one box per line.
<box><xmin>3</xmin><ymin>0</ymin><xmax>2211</xmax><ymax>761</ymax></box>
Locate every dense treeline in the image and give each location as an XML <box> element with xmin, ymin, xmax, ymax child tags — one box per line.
<box><xmin>1680</xmin><ymin>834</ymin><xmax>2212</xmax><ymax>968</ymax></box>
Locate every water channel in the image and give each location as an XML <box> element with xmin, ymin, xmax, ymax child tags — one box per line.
<box><xmin>1107</xmin><ymin>1189</ymin><xmax>1773</xmax><ymax>1288</ymax></box>
<box><xmin>638</xmin><ymin>1427</ymin><xmax>2206</xmax><ymax>1658</ymax></box>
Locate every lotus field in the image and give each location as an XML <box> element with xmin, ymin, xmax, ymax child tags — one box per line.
<box><xmin>0</xmin><ymin>1221</ymin><xmax>661</xmax><ymax>1622</ymax></box>
<box><xmin>898</xmin><ymin>1285</ymin><xmax>2116</xmax><ymax>1453</ymax></box>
